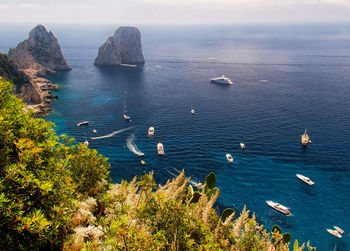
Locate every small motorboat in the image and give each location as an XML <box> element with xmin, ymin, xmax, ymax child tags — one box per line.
<box><xmin>191</xmin><ymin>109</ymin><xmax>195</xmax><ymax>114</ymax></box>
<box><xmin>77</xmin><ymin>121</ymin><xmax>89</xmax><ymax>126</ymax></box>
<box><xmin>240</xmin><ymin>143</ymin><xmax>246</xmax><ymax>149</ymax></box>
<box><xmin>266</xmin><ymin>200</ymin><xmax>291</xmax><ymax>216</ymax></box>
<box><xmin>301</xmin><ymin>129</ymin><xmax>311</xmax><ymax>146</ymax></box>
<box><xmin>83</xmin><ymin>140</ymin><xmax>89</xmax><ymax>146</ymax></box>
<box><xmin>327</xmin><ymin>229</ymin><xmax>342</xmax><ymax>238</ymax></box>
<box><xmin>107</xmin><ymin>98</ymin><xmax>111</xmax><ymax>101</ymax></box>
<box><xmin>141</xmin><ymin>160</ymin><xmax>145</xmax><ymax>165</ymax></box>
<box><xmin>210</xmin><ymin>75</ymin><xmax>233</xmax><ymax>85</ymax></box>
<box><xmin>93</xmin><ymin>129</ymin><xmax>97</xmax><ymax>133</ymax></box>
<box><xmin>123</xmin><ymin>114</ymin><xmax>131</xmax><ymax>121</ymax></box>
<box><xmin>157</xmin><ymin>142</ymin><xmax>164</xmax><ymax>155</ymax></box>
<box><xmin>296</xmin><ymin>174</ymin><xmax>314</xmax><ymax>186</ymax></box>
<box><xmin>226</xmin><ymin>154</ymin><xmax>234</xmax><ymax>163</ymax></box>
<box><xmin>334</xmin><ymin>226</ymin><xmax>345</xmax><ymax>235</ymax></box>
<box><xmin>148</xmin><ymin>127</ymin><xmax>154</xmax><ymax>136</ymax></box>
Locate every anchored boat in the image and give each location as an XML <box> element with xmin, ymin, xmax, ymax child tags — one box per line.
<box><xmin>327</xmin><ymin>229</ymin><xmax>342</xmax><ymax>238</ymax></box>
<box><xmin>296</xmin><ymin>174</ymin><xmax>314</xmax><ymax>185</ymax></box>
<box><xmin>77</xmin><ymin>121</ymin><xmax>89</xmax><ymax>126</ymax></box>
<box><xmin>83</xmin><ymin>140</ymin><xmax>89</xmax><ymax>146</ymax></box>
<box><xmin>266</xmin><ymin>200</ymin><xmax>291</xmax><ymax>216</ymax></box>
<box><xmin>334</xmin><ymin>226</ymin><xmax>345</xmax><ymax>234</ymax></box>
<box><xmin>301</xmin><ymin>129</ymin><xmax>311</xmax><ymax>146</ymax></box>
<box><xmin>240</xmin><ymin>143</ymin><xmax>246</xmax><ymax>149</ymax></box>
<box><xmin>191</xmin><ymin>109</ymin><xmax>195</xmax><ymax>114</ymax></box>
<box><xmin>226</xmin><ymin>153</ymin><xmax>234</xmax><ymax>163</ymax></box>
<box><xmin>157</xmin><ymin>142</ymin><xmax>164</xmax><ymax>155</ymax></box>
<box><xmin>210</xmin><ymin>75</ymin><xmax>233</xmax><ymax>85</ymax></box>
<box><xmin>148</xmin><ymin>127</ymin><xmax>154</xmax><ymax>136</ymax></box>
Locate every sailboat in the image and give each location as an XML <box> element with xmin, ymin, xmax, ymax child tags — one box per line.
<box><xmin>123</xmin><ymin>92</ymin><xmax>131</xmax><ymax>121</ymax></box>
<box><xmin>301</xmin><ymin>129</ymin><xmax>311</xmax><ymax>146</ymax></box>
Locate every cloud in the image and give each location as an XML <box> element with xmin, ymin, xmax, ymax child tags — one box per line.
<box><xmin>0</xmin><ymin>3</ymin><xmax>44</xmax><ymax>9</ymax></box>
<box><xmin>18</xmin><ymin>3</ymin><xmax>44</xmax><ymax>9</ymax></box>
<box><xmin>138</xmin><ymin>0</ymin><xmax>350</xmax><ymax>6</ymax></box>
<box><xmin>0</xmin><ymin>0</ymin><xmax>350</xmax><ymax>24</ymax></box>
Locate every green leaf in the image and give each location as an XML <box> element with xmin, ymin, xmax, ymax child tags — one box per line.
<box><xmin>204</xmin><ymin>172</ymin><xmax>216</xmax><ymax>189</ymax></box>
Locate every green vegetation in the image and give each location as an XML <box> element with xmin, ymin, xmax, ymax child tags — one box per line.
<box><xmin>0</xmin><ymin>54</ymin><xmax>30</xmax><ymax>92</ymax></box>
<box><xmin>0</xmin><ymin>77</ymin><xmax>315</xmax><ymax>250</ymax></box>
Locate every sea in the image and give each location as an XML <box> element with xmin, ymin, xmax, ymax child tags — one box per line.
<box><xmin>1</xmin><ymin>23</ymin><xmax>350</xmax><ymax>250</ymax></box>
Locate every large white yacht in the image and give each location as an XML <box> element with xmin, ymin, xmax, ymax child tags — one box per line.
<box><xmin>210</xmin><ymin>75</ymin><xmax>233</xmax><ymax>85</ymax></box>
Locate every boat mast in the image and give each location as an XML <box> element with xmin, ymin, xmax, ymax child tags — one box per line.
<box><xmin>124</xmin><ymin>91</ymin><xmax>127</xmax><ymax>115</ymax></box>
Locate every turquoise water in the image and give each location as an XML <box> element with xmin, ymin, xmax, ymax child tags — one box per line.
<box><xmin>1</xmin><ymin>24</ymin><xmax>350</xmax><ymax>250</ymax></box>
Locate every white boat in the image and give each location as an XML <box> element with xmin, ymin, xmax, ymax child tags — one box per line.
<box><xmin>301</xmin><ymin>129</ymin><xmax>311</xmax><ymax>146</ymax></box>
<box><xmin>141</xmin><ymin>160</ymin><xmax>145</xmax><ymax>165</ymax></box>
<box><xmin>191</xmin><ymin>109</ymin><xmax>195</xmax><ymax>114</ymax></box>
<box><xmin>123</xmin><ymin>114</ymin><xmax>131</xmax><ymax>121</ymax></box>
<box><xmin>240</xmin><ymin>143</ymin><xmax>246</xmax><ymax>149</ymax></box>
<box><xmin>120</xmin><ymin>63</ymin><xmax>137</xmax><ymax>68</ymax></box>
<box><xmin>83</xmin><ymin>140</ymin><xmax>89</xmax><ymax>146</ymax></box>
<box><xmin>327</xmin><ymin>229</ymin><xmax>342</xmax><ymax>238</ymax></box>
<box><xmin>148</xmin><ymin>127</ymin><xmax>154</xmax><ymax>136</ymax></box>
<box><xmin>296</xmin><ymin>174</ymin><xmax>314</xmax><ymax>186</ymax></box>
<box><xmin>77</xmin><ymin>121</ymin><xmax>89</xmax><ymax>126</ymax></box>
<box><xmin>226</xmin><ymin>154</ymin><xmax>234</xmax><ymax>163</ymax></box>
<box><xmin>93</xmin><ymin>129</ymin><xmax>97</xmax><ymax>133</ymax></box>
<box><xmin>334</xmin><ymin>226</ymin><xmax>345</xmax><ymax>234</ymax></box>
<box><xmin>157</xmin><ymin>142</ymin><xmax>164</xmax><ymax>155</ymax></box>
<box><xmin>266</xmin><ymin>200</ymin><xmax>291</xmax><ymax>216</ymax></box>
<box><xmin>210</xmin><ymin>75</ymin><xmax>233</xmax><ymax>85</ymax></box>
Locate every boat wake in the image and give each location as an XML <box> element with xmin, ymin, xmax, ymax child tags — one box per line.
<box><xmin>90</xmin><ymin>126</ymin><xmax>134</xmax><ymax>140</ymax></box>
<box><xmin>168</xmin><ymin>168</ymin><xmax>202</xmax><ymax>188</ymax></box>
<box><xmin>126</xmin><ymin>133</ymin><xmax>144</xmax><ymax>156</ymax></box>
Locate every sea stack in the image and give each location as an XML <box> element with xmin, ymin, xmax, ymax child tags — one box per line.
<box><xmin>94</xmin><ymin>26</ymin><xmax>145</xmax><ymax>66</ymax></box>
<box><xmin>8</xmin><ymin>24</ymin><xmax>71</xmax><ymax>73</ymax></box>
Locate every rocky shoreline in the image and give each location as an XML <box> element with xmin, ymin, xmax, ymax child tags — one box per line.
<box><xmin>3</xmin><ymin>25</ymin><xmax>145</xmax><ymax>117</ymax></box>
<box><xmin>7</xmin><ymin>24</ymin><xmax>71</xmax><ymax>117</ymax></box>
<box><xmin>23</xmin><ymin>68</ymin><xmax>59</xmax><ymax>117</ymax></box>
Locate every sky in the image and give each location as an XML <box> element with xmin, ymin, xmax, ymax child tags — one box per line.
<box><xmin>0</xmin><ymin>0</ymin><xmax>350</xmax><ymax>24</ymax></box>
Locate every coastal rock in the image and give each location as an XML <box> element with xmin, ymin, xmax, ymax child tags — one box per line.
<box><xmin>5</xmin><ymin>25</ymin><xmax>71</xmax><ymax>116</ymax></box>
<box><xmin>0</xmin><ymin>53</ymin><xmax>41</xmax><ymax>104</ymax></box>
<box><xmin>8</xmin><ymin>24</ymin><xmax>71</xmax><ymax>73</ymax></box>
<box><xmin>95</xmin><ymin>26</ymin><xmax>145</xmax><ymax>66</ymax></box>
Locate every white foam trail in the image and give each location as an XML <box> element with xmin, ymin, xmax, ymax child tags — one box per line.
<box><xmin>90</xmin><ymin>126</ymin><xmax>134</xmax><ymax>140</ymax></box>
<box><xmin>126</xmin><ymin>133</ymin><xmax>144</xmax><ymax>156</ymax></box>
<box><xmin>169</xmin><ymin>168</ymin><xmax>202</xmax><ymax>188</ymax></box>
<box><xmin>188</xmin><ymin>179</ymin><xmax>202</xmax><ymax>187</ymax></box>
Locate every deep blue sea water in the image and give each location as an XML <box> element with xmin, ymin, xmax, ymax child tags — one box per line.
<box><xmin>1</xmin><ymin>24</ymin><xmax>350</xmax><ymax>250</ymax></box>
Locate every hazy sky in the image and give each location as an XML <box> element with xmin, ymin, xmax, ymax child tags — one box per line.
<box><xmin>0</xmin><ymin>0</ymin><xmax>350</xmax><ymax>24</ymax></box>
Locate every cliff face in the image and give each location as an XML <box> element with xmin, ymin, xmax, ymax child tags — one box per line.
<box><xmin>0</xmin><ymin>53</ymin><xmax>41</xmax><ymax>104</ymax></box>
<box><xmin>5</xmin><ymin>24</ymin><xmax>68</xmax><ymax>116</ymax></box>
<box><xmin>95</xmin><ymin>26</ymin><xmax>145</xmax><ymax>66</ymax></box>
<box><xmin>8</xmin><ymin>24</ymin><xmax>71</xmax><ymax>72</ymax></box>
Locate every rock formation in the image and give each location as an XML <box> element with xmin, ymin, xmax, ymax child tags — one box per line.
<box><xmin>5</xmin><ymin>24</ymin><xmax>69</xmax><ymax>116</ymax></box>
<box><xmin>95</xmin><ymin>26</ymin><xmax>145</xmax><ymax>66</ymax></box>
<box><xmin>0</xmin><ymin>53</ymin><xmax>41</xmax><ymax>104</ymax></box>
<box><xmin>8</xmin><ymin>24</ymin><xmax>71</xmax><ymax>73</ymax></box>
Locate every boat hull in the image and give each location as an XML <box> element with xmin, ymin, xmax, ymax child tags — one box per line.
<box><xmin>157</xmin><ymin>143</ymin><xmax>164</xmax><ymax>155</ymax></box>
<box><xmin>77</xmin><ymin>121</ymin><xmax>89</xmax><ymax>126</ymax></box>
<box><xmin>327</xmin><ymin>229</ymin><xmax>342</xmax><ymax>238</ymax></box>
<box><xmin>266</xmin><ymin>201</ymin><xmax>291</xmax><ymax>216</ymax></box>
<box><xmin>296</xmin><ymin>174</ymin><xmax>314</xmax><ymax>185</ymax></box>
